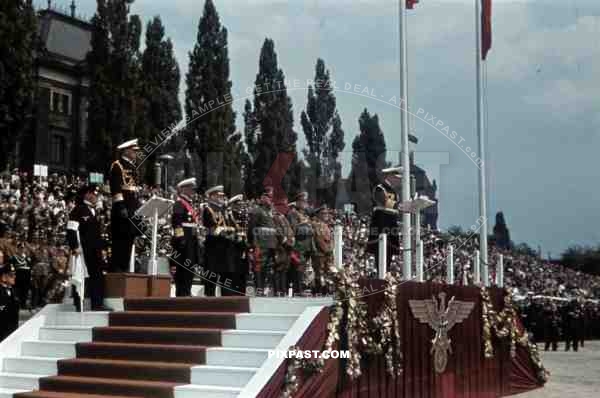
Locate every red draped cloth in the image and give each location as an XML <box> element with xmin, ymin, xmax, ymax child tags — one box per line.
<box><xmin>256</xmin><ymin>281</ymin><xmax>544</xmax><ymax>398</ymax></box>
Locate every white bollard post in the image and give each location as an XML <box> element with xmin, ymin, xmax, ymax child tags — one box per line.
<box><xmin>378</xmin><ymin>234</ymin><xmax>387</xmax><ymax>279</ymax></box>
<box><xmin>474</xmin><ymin>250</ymin><xmax>481</xmax><ymax>285</ymax></box>
<box><xmin>334</xmin><ymin>224</ymin><xmax>343</xmax><ymax>269</ymax></box>
<box><xmin>482</xmin><ymin>252</ymin><xmax>490</xmax><ymax>287</ymax></box>
<box><xmin>416</xmin><ymin>240</ymin><xmax>424</xmax><ymax>282</ymax></box>
<box><xmin>497</xmin><ymin>254</ymin><xmax>504</xmax><ymax>287</ymax></box>
<box><xmin>129</xmin><ymin>244</ymin><xmax>136</xmax><ymax>273</ymax></box>
<box><xmin>447</xmin><ymin>245</ymin><xmax>454</xmax><ymax>284</ymax></box>
<box><xmin>215</xmin><ymin>285</ymin><xmax>221</xmax><ymax>297</ymax></box>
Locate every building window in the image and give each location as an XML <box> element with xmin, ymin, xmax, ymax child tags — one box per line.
<box><xmin>50</xmin><ymin>90</ymin><xmax>71</xmax><ymax>115</ymax></box>
<box><xmin>50</xmin><ymin>134</ymin><xmax>65</xmax><ymax>164</ymax></box>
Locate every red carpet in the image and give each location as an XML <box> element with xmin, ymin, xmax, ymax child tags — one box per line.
<box><xmin>16</xmin><ymin>297</ymin><xmax>250</xmax><ymax>398</ymax></box>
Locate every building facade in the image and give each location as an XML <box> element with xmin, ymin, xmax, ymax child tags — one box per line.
<box><xmin>19</xmin><ymin>6</ymin><xmax>91</xmax><ymax>175</ymax></box>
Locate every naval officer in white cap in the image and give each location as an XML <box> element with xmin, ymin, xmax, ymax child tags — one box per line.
<box><xmin>109</xmin><ymin>138</ymin><xmax>142</xmax><ymax>272</ymax></box>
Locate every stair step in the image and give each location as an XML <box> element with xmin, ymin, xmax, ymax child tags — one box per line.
<box><xmin>21</xmin><ymin>341</ymin><xmax>76</xmax><ymax>358</ymax></box>
<box><xmin>0</xmin><ymin>372</ymin><xmax>45</xmax><ymax>390</ymax></box>
<box><xmin>39</xmin><ymin>326</ymin><xmax>93</xmax><ymax>342</ymax></box>
<box><xmin>93</xmin><ymin>326</ymin><xmax>222</xmax><ymax>346</ymax></box>
<box><xmin>109</xmin><ymin>311</ymin><xmax>237</xmax><ymax>329</ymax></box>
<box><xmin>249</xmin><ymin>297</ymin><xmax>333</xmax><ymax>314</ymax></box>
<box><xmin>190</xmin><ymin>365</ymin><xmax>258</xmax><ymax>387</ymax></box>
<box><xmin>175</xmin><ymin>384</ymin><xmax>242</xmax><ymax>398</ymax></box>
<box><xmin>235</xmin><ymin>313</ymin><xmax>298</xmax><ymax>331</ymax></box>
<box><xmin>48</xmin><ymin>312</ymin><xmax>110</xmax><ymax>327</ymax></box>
<box><xmin>58</xmin><ymin>358</ymin><xmax>192</xmax><ymax>383</ymax></box>
<box><xmin>206</xmin><ymin>347</ymin><xmax>269</xmax><ymax>367</ymax></box>
<box><xmin>0</xmin><ymin>387</ymin><xmax>28</xmax><ymax>398</ymax></box>
<box><xmin>77</xmin><ymin>342</ymin><xmax>207</xmax><ymax>364</ymax></box>
<box><xmin>39</xmin><ymin>375</ymin><xmax>179</xmax><ymax>398</ymax></box>
<box><xmin>15</xmin><ymin>391</ymin><xmax>143</xmax><ymax>398</ymax></box>
<box><xmin>3</xmin><ymin>356</ymin><xmax>60</xmax><ymax>375</ymax></box>
<box><xmin>124</xmin><ymin>297</ymin><xmax>249</xmax><ymax>313</ymax></box>
<box><xmin>221</xmin><ymin>329</ymin><xmax>285</xmax><ymax>349</ymax></box>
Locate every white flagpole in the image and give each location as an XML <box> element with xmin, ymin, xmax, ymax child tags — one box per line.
<box><xmin>399</xmin><ymin>0</ymin><xmax>412</xmax><ymax>280</ymax></box>
<box><xmin>475</xmin><ymin>0</ymin><xmax>488</xmax><ymax>280</ymax></box>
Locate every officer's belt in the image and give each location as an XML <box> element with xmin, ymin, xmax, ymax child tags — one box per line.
<box><xmin>182</xmin><ymin>223</ymin><xmax>197</xmax><ymax>228</ymax></box>
<box><xmin>255</xmin><ymin>227</ymin><xmax>277</xmax><ymax>235</ymax></box>
<box><xmin>121</xmin><ymin>185</ymin><xmax>139</xmax><ymax>192</ymax></box>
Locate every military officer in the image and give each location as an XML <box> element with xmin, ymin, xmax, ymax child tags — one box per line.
<box><xmin>272</xmin><ymin>196</ymin><xmax>294</xmax><ymax>296</ymax></box>
<box><xmin>0</xmin><ymin>263</ymin><xmax>19</xmax><ymax>341</ymax></box>
<box><xmin>543</xmin><ymin>300</ymin><xmax>561</xmax><ymax>351</ymax></box>
<box><xmin>171</xmin><ymin>178</ymin><xmax>200</xmax><ymax>297</ymax></box>
<box><xmin>224</xmin><ymin>194</ymin><xmax>248</xmax><ymax>296</ymax></box>
<box><xmin>563</xmin><ymin>298</ymin><xmax>583</xmax><ymax>352</ymax></box>
<box><xmin>109</xmin><ymin>139</ymin><xmax>142</xmax><ymax>272</ymax></box>
<box><xmin>66</xmin><ymin>184</ymin><xmax>110</xmax><ymax>311</ymax></box>
<box><xmin>311</xmin><ymin>205</ymin><xmax>333</xmax><ymax>295</ymax></box>
<box><xmin>247</xmin><ymin>186</ymin><xmax>278</xmax><ymax>294</ymax></box>
<box><xmin>287</xmin><ymin>192</ymin><xmax>314</xmax><ymax>294</ymax></box>
<box><xmin>202</xmin><ymin>185</ymin><xmax>232</xmax><ymax>296</ymax></box>
<box><xmin>367</xmin><ymin>183</ymin><xmax>400</xmax><ymax>269</ymax></box>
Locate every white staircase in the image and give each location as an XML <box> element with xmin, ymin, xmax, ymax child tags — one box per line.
<box><xmin>0</xmin><ymin>306</ymin><xmax>109</xmax><ymax>398</ymax></box>
<box><xmin>175</xmin><ymin>297</ymin><xmax>332</xmax><ymax>398</ymax></box>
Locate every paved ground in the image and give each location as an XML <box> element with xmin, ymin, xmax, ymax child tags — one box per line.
<box><xmin>514</xmin><ymin>340</ymin><xmax>600</xmax><ymax>398</ymax></box>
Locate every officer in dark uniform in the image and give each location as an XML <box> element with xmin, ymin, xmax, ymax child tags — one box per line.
<box><xmin>563</xmin><ymin>298</ymin><xmax>583</xmax><ymax>352</ymax></box>
<box><xmin>224</xmin><ymin>194</ymin><xmax>249</xmax><ymax>296</ymax></box>
<box><xmin>67</xmin><ymin>184</ymin><xmax>110</xmax><ymax>311</ymax></box>
<box><xmin>247</xmin><ymin>186</ymin><xmax>278</xmax><ymax>294</ymax></box>
<box><xmin>109</xmin><ymin>139</ymin><xmax>142</xmax><ymax>272</ymax></box>
<box><xmin>171</xmin><ymin>178</ymin><xmax>200</xmax><ymax>297</ymax></box>
<box><xmin>311</xmin><ymin>205</ymin><xmax>333</xmax><ymax>295</ymax></box>
<box><xmin>543</xmin><ymin>300</ymin><xmax>561</xmax><ymax>351</ymax></box>
<box><xmin>367</xmin><ymin>183</ymin><xmax>400</xmax><ymax>269</ymax></box>
<box><xmin>10</xmin><ymin>242</ymin><xmax>31</xmax><ymax>310</ymax></box>
<box><xmin>202</xmin><ymin>185</ymin><xmax>232</xmax><ymax>296</ymax></box>
<box><xmin>272</xmin><ymin>196</ymin><xmax>294</xmax><ymax>296</ymax></box>
<box><xmin>0</xmin><ymin>263</ymin><xmax>19</xmax><ymax>341</ymax></box>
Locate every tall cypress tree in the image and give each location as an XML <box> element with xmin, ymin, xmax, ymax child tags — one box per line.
<box><xmin>300</xmin><ymin>58</ymin><xmax>344</xmax><ymax>207</ymax></box>
<box><xmin>139</xmin><ymin>16</ymin><xmax>182</xmax><ymax>184</ymax></box>
<box><xmin>348</xmin><ymin>108</ymin><xmax>387</xmax><ymax>211</ymax></box>
<box><xmin>185</xmin><ymin>0</ymin><xmax>237</xmax><ymax>193</ymax></box>
<box><xmin>251</xmin><ymin>38</ymin><xmax>299</xmax><ymax>200</ymax></box>
<box><xmin>243</xmin><ymin>99</ymin><xmax>257</xmax><ymax>197</ymax></box>
<box><xmin>0</xmin><ymin>0</ymin><xmax>36</xmax><ymax>170</ymax></box>
<box><xmin>87</xmin><ymin>0</ymin><xmax>141</xmax><ymax>172</ymax></box>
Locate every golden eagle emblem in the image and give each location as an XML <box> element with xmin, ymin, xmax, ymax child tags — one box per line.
<box><xmin>409</xmin><ymin>292</ymin><xmax>475</xmax><ymax>373</ymax></box>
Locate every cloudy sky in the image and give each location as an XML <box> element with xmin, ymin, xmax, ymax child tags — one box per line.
<box><xmin>41</xmin><ymin>0</ymin><xmax>600</xmax><ymax>257</ymax></box>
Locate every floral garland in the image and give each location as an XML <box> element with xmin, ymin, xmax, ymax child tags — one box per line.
<box><xmin>281</xmin><ymin>345</ymin><xmax>325</xmax><ymax>398</ymax></box>
<box><xmin>480</xmin><ymin>287</ymin><xmax>549</xmax><ymax>383</ymax></box>
<box><xmin>369</xmin><ymin>272</ymin><xmax>404</xmax><ymax>377</ymax></box>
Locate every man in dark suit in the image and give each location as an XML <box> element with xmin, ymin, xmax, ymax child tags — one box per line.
<box><xmin>109</xmin><ymin>138</ymin><xmax>142</xmax><ymax>272</ymax></box>
<box><xmin>0</xmin><ymin>263</ymin><xmax>19</xmax><ymax>341</ymax></box>
<box><xmin>171</xmin><ymin>178</ymin><xmax>200</xmax><ymax>297</ymax></box>
<box><xmin>67</xmin><ymin>185</ymin><xmax>110</xmax><ymax>311</ymax></box>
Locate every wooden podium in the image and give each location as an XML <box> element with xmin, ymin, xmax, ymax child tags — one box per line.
<box><xmin>104</xmin><ymin>273</ymin><xmax>171</xmax><ymax>298</ymax></box>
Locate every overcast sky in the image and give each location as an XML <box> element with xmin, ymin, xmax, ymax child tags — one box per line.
<box><xmin>41</xmin><ymin>0</ymin><xmax>600</xmax><ymax>257</ymax></box>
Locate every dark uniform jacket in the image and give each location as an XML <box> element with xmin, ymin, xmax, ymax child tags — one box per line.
<box><xmin>0</xmin><ymin>284</ymin><xmax>19</xmax><ymax>341</ymax></box>
<box><xmin>66</xmin><ymin>202</ymin><xmax>103</xmax><ymax>268</ymax></box>
<box><xmin>203</xmin><ymin>202</ymin><xmax>236</xmax><ymax>273</ymax></box>
<box><xmin>248</xmin><ymin>204</ymin><xmax>277</xmax><ymax>250</ymax></box>
<box><xmin>110</xmin><ymin>157</ymin><xmax>141</xmax><ymax>237</ymax></box>
<box><xmin>367</xmin><ymin>206</ymin><xmax>401</xmax><ymax>260</ymax></box>
<box><xmin>171</xmin><ymin>195</ymin><xmax>200</xmax><ymax>265</ymax></box>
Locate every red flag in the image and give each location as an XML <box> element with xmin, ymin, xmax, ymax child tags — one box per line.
<box><xmin>481</xmin><ymin>0</ymin><xmax>492</xmax><ymax>60</ymax></box>
<box><xmin>407</xmin><ymin>0</ymin><xmax>419</xmax><ymax>9</ymax></box>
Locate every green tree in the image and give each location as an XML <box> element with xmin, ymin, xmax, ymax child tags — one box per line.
<box><xmin>250</xmin><ymin>38</ymin><xmax>299</xmax><ymax>200</ymax></box>
<box><xmin>87</xmin><ymin>0</ymin><xmax>142</xmax><ymax>172</ymax></box>
<box><xmin>347</xmin><ymin>109</ymin><xmax>387</xmax><ymax>211</ymax></box>
<box><xmin>0</xmin><ymin>0</ymin><xmax>37</xmax><ymax>169</ymax></box>
<box><xmin>300</xmin><ymin>59</ymin><xmax>345</xmax><ymax>207</ymax></box>
<box><xmin>185</xmin><ymin>0</ymin><xmax>239</xmax><ymax>193</ymax></box>
<box><xmin>243</xmin><ymin>99</ymin><xmax>257</xmax><ymax>197</ymax></box>
<box><xmin>138</xmin><ymin>16</ymin><xmax>182</xmax><ymax>184</ymax></box>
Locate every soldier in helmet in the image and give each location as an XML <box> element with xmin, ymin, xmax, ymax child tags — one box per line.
<box><xmin>287</xmin><ymin>192</ymin><xmax>314</xmax><ymax>294</ymax></box>
<box><xmin>171</xmin><ymin>178</ymin><xmax>200</xmax><ymax>297</ymax></box>
<box><xmin>109</xmin><ymin>138</ymin><xmax>142</xmax><ymax>272</ymax></box>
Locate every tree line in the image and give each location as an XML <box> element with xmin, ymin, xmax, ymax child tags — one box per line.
<box><xmin>1</xmin><ymin>0</ymin><xmax>397</xmax><ymax>209</ymax></box>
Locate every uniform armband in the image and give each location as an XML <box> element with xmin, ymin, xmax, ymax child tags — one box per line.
<box><xmin>67</xmin><ymin>221</ymin><xmax>80</xmax><ymax>231</ymax></box>
<box><xmin>174</xmin><ymin>228</ymin><xmax>184</xmax><ymax>237</ymax></box>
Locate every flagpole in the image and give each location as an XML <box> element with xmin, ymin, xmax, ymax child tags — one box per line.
<box><xmin>399</xmin><ymin>0</ymin><xmax>412</xmax><ymax>279</ymax></box>
<box><xmin>475</xmin><ymin>0</ymin><xmax>489</xmax><ymax>285</ymax></box>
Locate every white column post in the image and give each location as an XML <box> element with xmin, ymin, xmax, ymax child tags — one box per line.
<box><xmin>416</xmin><ymin>240</ymin><xmax>424</xmax><ymax>282</ymax></box>
<box><xmin>129</xmin><ymin>244</ymin><xmax>136</xmax><ymax>273</ymax></box>
<box><xmin>378</xmin><ymin>234</ymin><xmax>387</xmax><ymax>279</ymax></box>
<box><xmin>474</xmin><ymin>249</ymin><xmax>481</xmax><ymax>285</ymax></box>
<box><xmin>447</xmin><ymin>245</ymin><xmax>454</xmax><ymax>284</ymax></box>
<box><xmin>334</xmin><ymin>224</ymin><xmax>343</xmax><ymax>269</ymax></box>
<box><xmin>150</xmin><ymin>207</ymin><xmax>159</xmax><ymax>275</ymax></box>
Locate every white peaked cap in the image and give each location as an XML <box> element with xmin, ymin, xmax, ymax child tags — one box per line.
<box><xmin>205</xmin><ymin>185</ymin><xmax>224</xmax><ymax>196</ymax></box>
<box><xmin>117</xmin><ymin>138</ymin><xmax>139</xmax><ymax>150</ymax></box>
<box><xmin>177</xmin><ymin>177</ymin><xmax>196</xmax><ymax>188</ymax></box>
